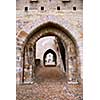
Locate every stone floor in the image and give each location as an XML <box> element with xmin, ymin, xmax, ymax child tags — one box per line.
<box><xmin>35</xmin><ymin>66</ymin><xmax>65</xmax><ymax>80</ymax></box>
<box><xmin>16</xmin><ymin>79</ymin><xmax>83</xmax><ymax>100</ymax></box>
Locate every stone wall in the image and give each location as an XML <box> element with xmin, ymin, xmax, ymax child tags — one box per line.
<box><xmin>16</xmin><ymin>0</ymin><xmax>83</xmax><ymax>10</ymax></box>
<box><xmin>16</xmin><ymin>0</ymin><xmax>83</xmax><ymax>84</ymax></box>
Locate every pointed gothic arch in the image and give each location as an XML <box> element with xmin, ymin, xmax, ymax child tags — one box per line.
<box><xmin>43</xmin><ymin>49</ymin><xmax>57</xmax><ymax>66</ymax></box>
<box><xmin>16</xmin><ymin>20</ymin><xmax>81</xmax><ymax>84</ymax></box>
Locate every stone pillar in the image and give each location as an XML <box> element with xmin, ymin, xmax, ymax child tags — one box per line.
<box><xmin>16</xmin><ymin>47</ymin><xmax>23</xmax><ymax>84</ymax></box>
<box><xmin>67</xmin><ymin>43</ymin><xmax>79</xmax><ymax>84</ymax></box>
<box><xmin>25</xmin><ymin>47</ymin><xmax>28</xmax><ymax>65</ymax></box>
<box><xmin>23</xmin><ymin>45</ymin><xmax>36</xmax><ymax>84</ymax></box>
<box><xmin>28</xmin><ymin>46</ymin><xmax>34</xmax><ymax>83</ymax></box>
<box><xmin>20</xmin><ymin>56</ymin><xmax>23</xmax><ymax>84</ymax></box>
<box><xmin>24</xmin><ymin>47</ymin><xmax>31</xmax><ymax>83</ymax></box>
<box><xmin>68</xmin><ymin>56</ymin><xmax>79</xmax><ymax>84</ymax></box>
<box><xmin>68</xmin><ymin>58</ymin><xmax>73</xmax><ymax>81</ymax></box>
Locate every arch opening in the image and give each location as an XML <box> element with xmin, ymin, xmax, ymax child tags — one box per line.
<box><xmin>43</xmin><ymin>49</ymin><xmax>57</xmax><ymax>67</ymax></box>
<box><xmin>20</xmin><ymin>22</ymin><xmax>80</xmax><ymax>83</ymax></box>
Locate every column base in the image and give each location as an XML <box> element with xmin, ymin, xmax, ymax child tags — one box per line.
<box><xmin>68</xmin><ymin>80</ymin><xmax>79</xmax><ymax>84</ymax></box>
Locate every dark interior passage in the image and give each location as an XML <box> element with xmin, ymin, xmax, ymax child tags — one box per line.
<box><xmin>56</xmin><ymin>37</ymin><xmax>66</xmax><ymax>72</ymax></box>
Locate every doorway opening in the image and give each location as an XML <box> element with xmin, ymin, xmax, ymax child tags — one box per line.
<box><xmin>43</xmin><ymin>49</ymin><xmax>57</xmax><ymax>67</ymax></box>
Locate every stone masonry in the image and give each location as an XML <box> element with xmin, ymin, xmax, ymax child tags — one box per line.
<box><xmin>16</xmin><ymin>0</ymin><xmax>83</xmax><ymax>84</ymax></box>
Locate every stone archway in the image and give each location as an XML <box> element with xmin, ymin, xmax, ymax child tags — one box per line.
<box><xmin>16</xmin><ymin>21</ymin><xmax>81</xmax><ymax>84</ymax></box>
<box><xmin>18</xmin><ymin>17</ymin><xmax>80</xmax><ymax>82</ymax></box>
<box><xmin>43</xmin><ymin>49</ymin><xmax>57</xmax><ymax>67</ymax></box>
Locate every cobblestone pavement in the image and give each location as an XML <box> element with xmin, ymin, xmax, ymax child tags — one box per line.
<box><xmin>16</xmin><ymin>78</ymin><xmax>83</xmax><ymax>100</ymax></box>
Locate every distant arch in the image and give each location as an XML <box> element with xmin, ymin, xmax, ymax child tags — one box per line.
<box><xmin>43</xmin><ymin>49</ymin><xmax>57</xmax><ymax>66</ymax></box>
<box><xmin>16</xmin><ymin>20</ymin><xmax>81</xmax><ymax>83</ymax></box>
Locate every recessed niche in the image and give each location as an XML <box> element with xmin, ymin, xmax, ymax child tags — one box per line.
<box><xmin>57</xmin><ymin>6</ymin><xmax>60</xmax><ymax>10</ymax></box>
<box><xmin>35</xmin><ymin>59</ymin><xmax>41</xmax><ymax>66</ymax></box>
<box><xmin>41</xmin><ymin>6</ymin><xmax>44</xmax><ymax>10</ymax></box>
<box><xmin>73</xmin><ymin>6</ymin><xmax>76</xmax><ymax>11</ymax></box>
<box><xmin>25</xmin><ymin>7</ymin><xmax>28</xmax><ymax>11</ymax></box>
<box><xmin>62</xmin><ymin>0</ymin><xmax>70</xmax><ymax>3</ymax></box>
<box><xmin>30</xmin><ymin>0</ymin><xmax>38</xmax><ymax>3</ymax></box>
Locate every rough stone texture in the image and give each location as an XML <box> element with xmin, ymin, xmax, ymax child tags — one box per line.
<box><xmin>16</xmin><ymin>0</ymin><xmax>83</xmax><ymax>85</ymax></box>
<box><xmin>19</xmin><ymin>25</ymin><xmax>80</xmax><ymax>83</ymax></box>
<box><xmin>16</xmin><ymin>0</ymin><xmax>83</xmax><ymax>99</ymax></box>
<box><xmin>35</xmin><ymin>66</ymin><xmax>66</xmax><ymax>80</ymax></box>
<box><xmin>16</xmin><ymin>0</ymin><xmax>83</xmax><ymax>10</ymax></box>
<box><xmin>16</xmin><ymin>79</ymin><xmax>83</xmax><ymax>100</ymax></box>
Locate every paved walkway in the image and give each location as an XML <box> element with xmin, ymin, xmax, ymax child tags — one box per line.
<box><xmin>16</xmin><ymin>79</ymin><xmax>83</xmax><ymax>100</ymax></box>
<box><xmin>35</xmin><ymin>66</ymin><xmax>65</xmax><ymax>80</ymax></box>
